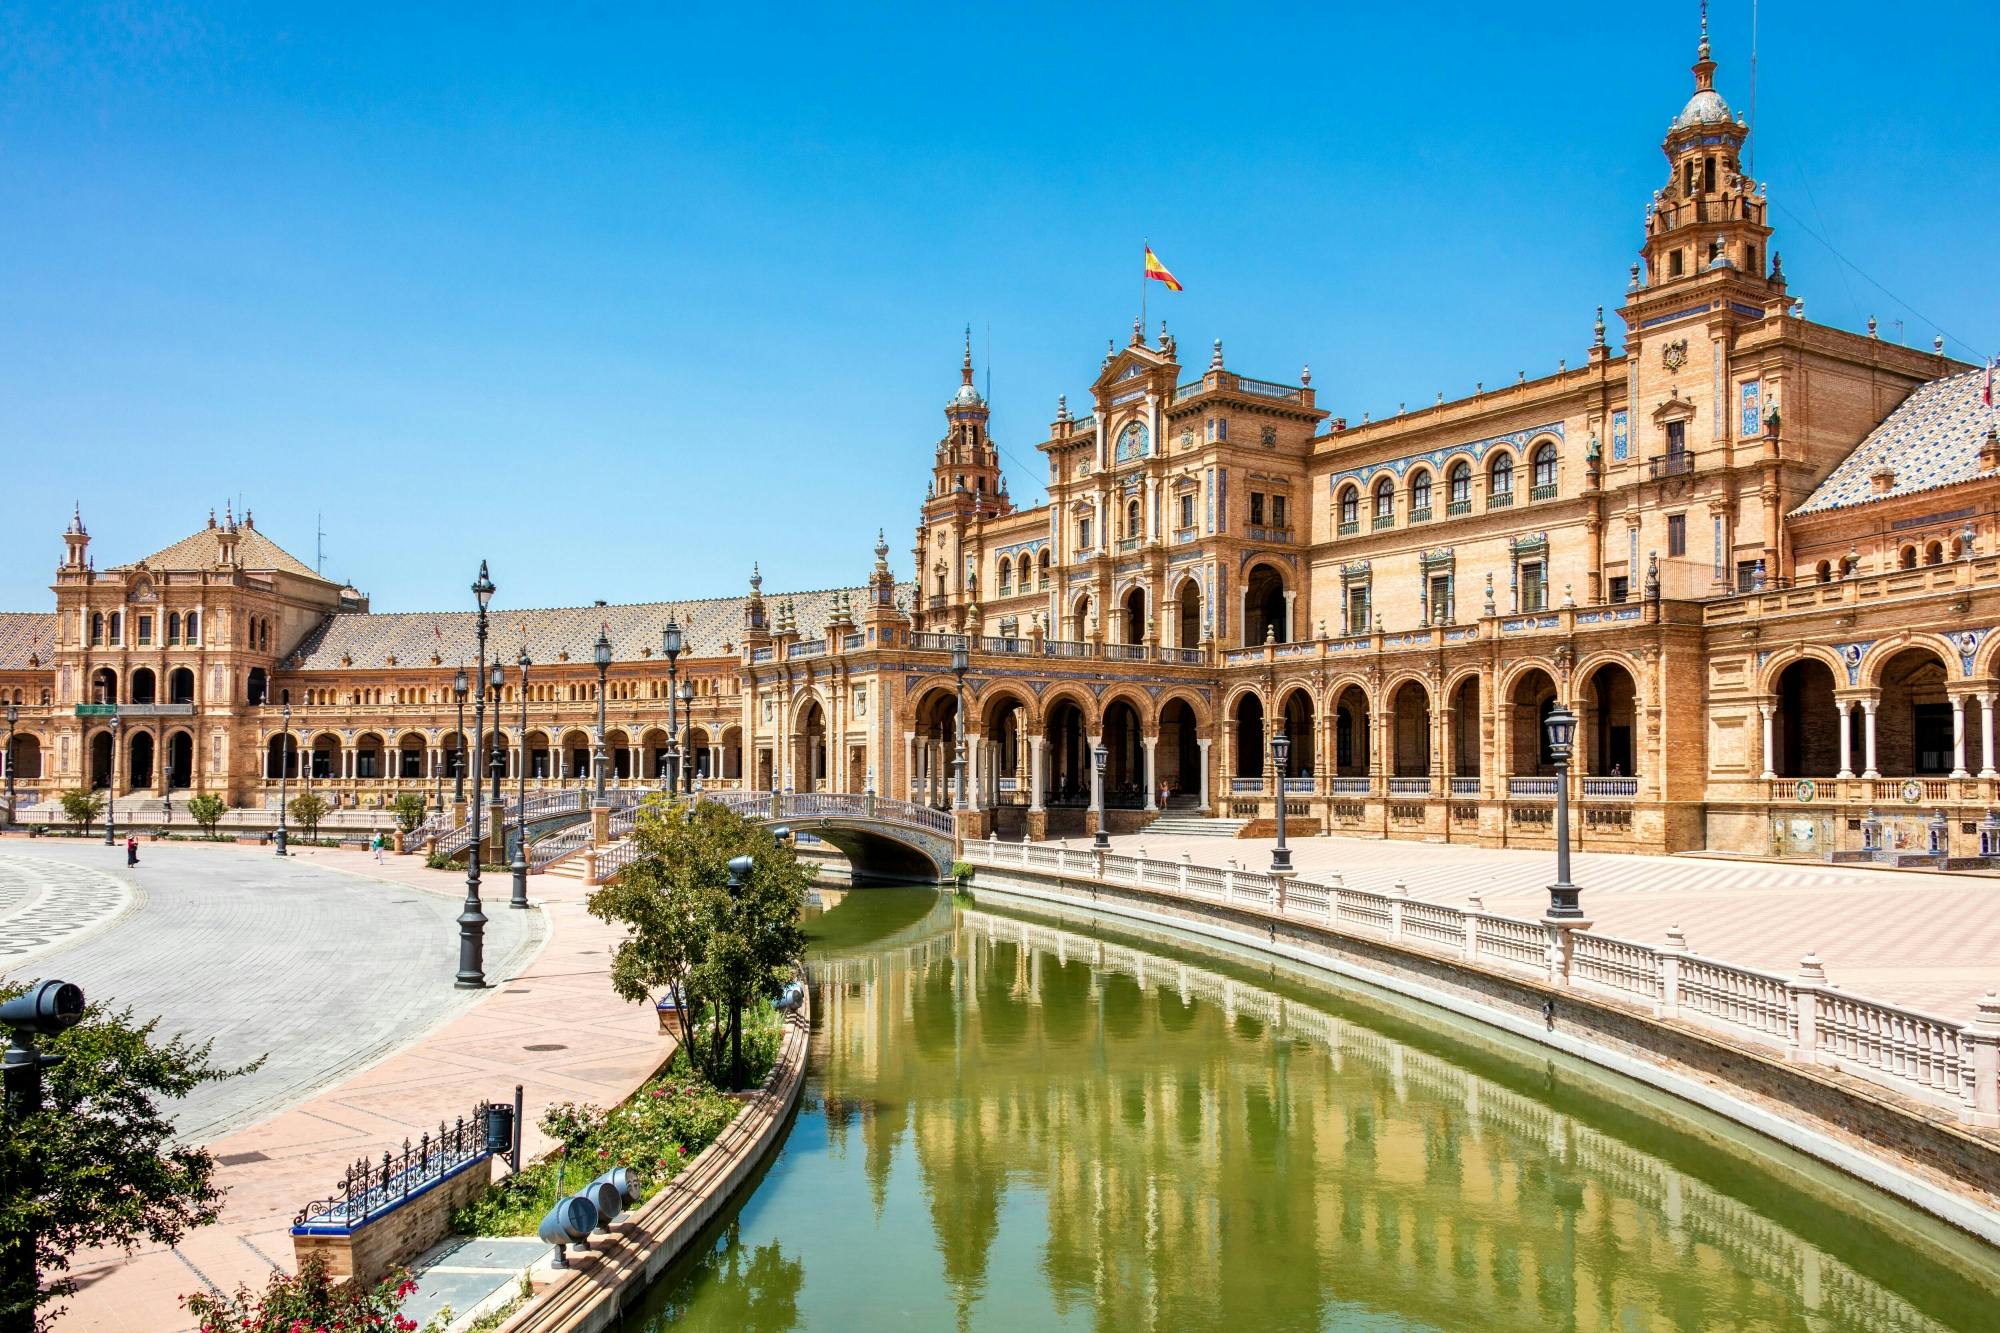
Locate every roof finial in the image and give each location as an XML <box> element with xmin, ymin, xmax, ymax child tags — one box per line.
<box><xmin>1131</xmin><ymin>316</ymin><xmax>1144</xmax><ymax>346</ymax></box>
<box><xmin>1693</xmin><ymin>0</ymin><xmax>1715</xmax><ymax>89</ymax></box>
<box><xmin>1593</xmin><ymin>304</ymin><xmax>1606</xmax><ymax>347</ymax></box>
<box><xmin>749</xmin><ymin>561</ymin><xmax>762</xmax><ymax>593</ymax></box>
<box><xmin>962</xmin><ymin>323</ymin><xmax>974</xmax><ymax>387</ymax></box>
<box><xmin>68</xmin><ymin>503</ymin><xmax>84</xmax><ymax>535</ymax></box>
<box><xmin>1209</xmin><ymin>338</ymin><xmax>1224</xmax><ymax>371</ymax></box>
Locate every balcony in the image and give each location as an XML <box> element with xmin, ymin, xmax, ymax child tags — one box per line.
<box><xmin>1487</xmin><ymin>492</ymin><xmax>1514</xmax><ymax>510</ymax></box>
<box><xmin>1530</xmin><ymin>483</ymin><xmax>1558</xmax><ymax>502</ymax></box>
<box><xmin>1409</xmin><ymin>506</ymin><xmax>1432</xmax><ymax>524</ymax></box>
<box><xmin>1507</xmin><ymin>776</ymin><xmax>1559</xmax><ymax>799</ymax></box>
<box><xmin>1581</xmin><ymin>777</ymin><xmax>1638</xmax><ymax>800</ymax></box>
<box><xmin>1372</xmin><ymin>514</ymin><xmax>1395</xmax><ymax>531</ymax></box>
<box><xmin>1249</xmin><ymin>526</ymin><xmax>1293</xmax><ymax>544</ymax></box>
<box><xmin>1649</xmin><ymin>450</ymin><xmax>1694</xmax><ymax>480</ymax></box>
<box><xmin>1337</xmin><ymin>520</ymin><xmax>1360</xmax><ymax>536</ymax></box>
<box><xmin>1117</xmin><ymin>537</ymin><xmax>1139</xmax><ymax>553</ymax></box>
<box><xmin>1446</xmin><ymin>498</ymin><xmax>1471</xmax><ymax>516</ymax></box>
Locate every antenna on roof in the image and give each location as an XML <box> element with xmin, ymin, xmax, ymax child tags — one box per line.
<box><xmin>316</xmin><ymin>511</ymin><xmax>326</xmax><ymax>574</ymax></box>
<box><xmin>1747</xmin><ymin>0</ymin><xmax>1757</xmax><ymax>178</ymax></box>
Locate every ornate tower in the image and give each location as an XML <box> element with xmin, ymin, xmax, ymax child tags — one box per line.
<box><xmin>61</xmin><ymin>505</ymin><xmax>89</xmax><ymax>573</ymax></box>
<box><xmin>914</xmin><ymin>331</ymin><xmax>1012</xmax><ymax>630</ymax></box>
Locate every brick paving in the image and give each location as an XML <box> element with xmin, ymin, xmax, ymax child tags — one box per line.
<box><xmin>1089</xmin><ymin>830</ymin><xmax>2000</xmax><ymax>1020</ymax></box>
<box><xmin>0</xmin><ymin>841</ymin><xmax>665</xmax><ymax>1333</ymax></box>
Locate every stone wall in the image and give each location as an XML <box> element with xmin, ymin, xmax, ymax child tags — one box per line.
<box><xmin>293</xmin><ymin>1155</ymin><xmax>494</xmax><ymax>1288</ymax></box>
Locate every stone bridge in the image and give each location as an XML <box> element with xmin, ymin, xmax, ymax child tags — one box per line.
<box><xmin>701</xmin><ymin>791</ymin><xmax>960</xmax><ymax>883</ymax></box>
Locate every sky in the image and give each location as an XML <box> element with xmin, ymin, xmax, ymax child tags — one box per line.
<box><xmin>2</xmin><ymin>1</ymin><xmax>1995</xmax><ymax>613</ymax></box>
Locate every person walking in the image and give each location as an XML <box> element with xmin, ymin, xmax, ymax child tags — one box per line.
<box><xmin>125</xmin><ymin>834</ymin><xmax>138</xmax><ymax>867</ymax></box>
<box><xmin>372</xmin><ymin>831</ymin><xmax>385</xmax><ymax>864</ymax></box>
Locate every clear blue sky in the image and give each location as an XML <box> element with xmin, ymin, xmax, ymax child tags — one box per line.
<box><xmin>3</xmin><ymin>2</ymin><xmax>1994</xmax><ymax>613</ymax></box>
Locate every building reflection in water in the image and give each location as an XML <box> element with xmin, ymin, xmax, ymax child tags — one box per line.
<box><xmin>640</xmin><ymin>890</ymin><xmax>2000</xmax><ymax>1332</ymax></box>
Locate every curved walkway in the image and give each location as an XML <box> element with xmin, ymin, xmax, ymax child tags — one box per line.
<box><xmin>0</xmin><ymin>853</ymin><xmax>134</xmax><ymax>972</ymax></box>
<box><xmin>0</xmin><ymin>840</ymin><xmax>665</xmax><ymax>1333</ymax></box>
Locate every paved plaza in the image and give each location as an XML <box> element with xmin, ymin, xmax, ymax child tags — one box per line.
<box><xmin>0</xmin><ymin>838</ymin><xmax>665</xmax><ymax>1333</ymax></box>
<box><xmin>1090</xmin><ymin>830</ymin><xmax>2000</xmax><ymax>1019</ymax></box>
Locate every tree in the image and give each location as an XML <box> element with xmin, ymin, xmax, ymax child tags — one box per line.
<box><xmin>390</xmin><ymin>792</ymin><xmax>429</xmax><ymax>835</ymax></box>
<box><xmin>587</xmin><ymin>798</ymin><xmax>807</xmax><ymax>1088</ymax></box>
<box><xmin>288</xmin><ymin>790</ymin><xmax>329</xmax><ymax>843</ymax></box>
<box><xmin>184</xmin><ymin>793</ymin><xmax>227</xmax><ymax>840</ymax></box>
<box><xmin>57</xmin><ymin>789</ymin><xmax>103</xmax><ymax>837</ymax></box>
<box><xmin>0</xmin><ymin>983</ymin><xmax>253</xmax><ymax>1329</ymax></box>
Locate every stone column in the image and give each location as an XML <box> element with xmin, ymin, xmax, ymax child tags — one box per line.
<box><xmin>1142</xmin><ymin>737</ymin><xmax>1158</xmax><ymax>811</ymax></box>
<box><xmin>964</xmin><ymin>734</ymin><xmax>982</xmax><ymax>811</ymax></box>
<box><xmin>1951</xmin><ymin>695</ymin><xmax>1970</xmax><ymax>778</ymax></box>
<box><xmin>1028</xmin><ymin>735</ymin><xmax>1046</xmax><ymax>813</ymax></box>
<box><xmin>1758</xmin><ymin>704</ymin><xmax>1776</xmax><ymax>781</ymax></box>
<box><xmin>904</xmin><ymin>730</ymin><xmax>917</xmax><ymax>801</ymax></box>
<box><xmin>1196</xmin><ymin>737</ymin><xmax>1212</xmax><ymax>813</ymax></box>
<box><xmin>1982</xmin><ymin>693</ymin><xmax>1998</xmax><ymax>780</ymax></box>
<box><xmin>1862</xmin><ymin>699</ymin><xmax>1880</xmax><ymax>779</ymax></box>
<box><xmin>1087</xmin><ymin>732</ymin><xmax>1104</xmax><ymax>834</ymax></box>
<box><xmin>1836</xmin><ymin>702</ymin><xmax>1854</xmax><ymax>779</ymax></box>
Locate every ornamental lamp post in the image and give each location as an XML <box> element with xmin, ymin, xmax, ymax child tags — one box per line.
<box><xmin>512</xmin><ymin>652</ymin><xmax>531</xmax><ymax>909</ymax></box>
<box><xmin>679</xmin><ymin>679</ymin><xmax>696</xmax><ymax>795</ymax></box>
<box><xmin>724</xmin><ymin>853</ymin><xmax>755</xmax><ymax>1089</ymax></box>
<box><xmin>452</xmin><ymin>667</ymin><xmax>469</xmax><ymax>805</ymax></box>
<box><xmin>592</xmin><ymin>626</ymin><xmax>612</xmax><ymax>805</ymax></box>
<box><xmin>487</xmin><ymin>660</ymin><xmax>506</xmax><ymax>806</ymax></box>
<box><xmin>1091</xmin><ymin>739</ymin><xmax>1110</xmax><ymax>850</ymax></box>
<box><xmin>459</xmin><ymin>560</ymin><xmax>495</xmax><ymax>990</ymax></box>
<box><xmin>950</xmin><ymin>639</ymin><xmax>969</xmax><ymax>810</ymax></box>
<box><xmin>275</xmin><ymin>704</ymin><xmax>291</xmax><ymax>856</ymax></box>
<box><xmin>1269</xmin><ymin>728</ymin><xmax>1294</xmax><ymax>875</ymax></box>
<box><xmin>1543</xmin><ymin>703</ymin><xmax>1584</xmax><ymax>921</ymax></box>
<box><xmin>104</xmin><ymin>715</ymin><xmax>121</xmax><ymax>847</ymax></box>
<box><xmin>661</xmin><ymin>616</ymin><xmax>683</xmax><ymax>790</ymax></box>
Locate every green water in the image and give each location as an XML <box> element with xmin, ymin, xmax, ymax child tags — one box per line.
<box><xmin>625</xmin><ymin>887</ymin><xmax>2000</xmax><ymax>1331</ymax></box>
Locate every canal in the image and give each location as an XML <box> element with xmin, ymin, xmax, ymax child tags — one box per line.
<box><xmin>627</xmin><ymin>885</ymin><xmax>2000</xmax><ymax>1330</ymax></box>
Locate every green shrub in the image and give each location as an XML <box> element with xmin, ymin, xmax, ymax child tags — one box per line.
<box><xmin>185</xmin><ymin>792</ymin><xmax>227</xmax><ymax>838</ymax></box>
<box><xmin>183</xmin><ymin>1252</ymin><xmax>415</xmax><ymax>1332</ymax></box>
<box><xmin>950</xmin><ymin>859</ymin><xmax>975</xmax><ymax>882</ymax></box>
<box><xmin>425</xmin><ymin>849</ymin><xmax>452</xmax><ymax>870</ymax></box>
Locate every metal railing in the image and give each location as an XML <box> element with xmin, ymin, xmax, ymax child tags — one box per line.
<box><xmin>1649</xmin><ymin>450</ymin><xmax>1695</xmax><ymax>479</ymax></box>
<box><xmin>294</xmin><ymin>1107</ymin><xmax>490</xmax><ymax>1230</ymax></box>
<box><xmin>961</xmin><ymin>841</ymin><xmax>1992</xmax><ymax>1122</ymax></box>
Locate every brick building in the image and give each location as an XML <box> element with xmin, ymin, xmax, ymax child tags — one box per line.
<box><xmin>2</xmin><ymin>24</ymin><xmax>1993</xmax><ymax>860</ymax></box>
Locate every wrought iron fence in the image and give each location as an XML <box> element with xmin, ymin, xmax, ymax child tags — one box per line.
<box><xmin>293</xmin><ymin>1107</ymin><xmax>491</xmax><ymax>1230</ymax></box>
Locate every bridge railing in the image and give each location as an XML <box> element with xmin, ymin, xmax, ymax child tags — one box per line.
<box><xmin>960</xmin><ymin>838</ymin><xmax>1995</xmax><ymax>1124</ymax></box>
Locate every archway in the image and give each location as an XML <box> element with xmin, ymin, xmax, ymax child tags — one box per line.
<box><xmin>1244</xmin><ymin>564</ymin><xmax>1288</xmax><ymax>645</ymax></box>
<box><xmin>5</xmin><ymin>734</ymin><xmax>42</xmax><ymax>786</ymax></box>
<box><xmin>1276</xmin><ymin>688</ymin><xmax>1315</xmax><ymax>776</ymax></box>
<box><xmin>1875</xmin><ymin>647</ymin><xmax>1953</xmax><ymax>775</ymax></box>
<box><xmin>1770</xmin><ymin>659</ymin><xmax>1837</xmax><ymax>778</ymax></box>
<box><xmin>247</xmin><ymin>667</ymin><xmax>267</xmax><ymax>706</ymax></box>
<box><xmin>1389</xmin><ymin>680</ymin><xmax>1431</xmax><ymax>776</ymax></box>
<box><xmin>90</xmin><ymin>731</ymin><xmax>113</xmax><ymax>789</ymax></box>
<box><xmin>604</xmin><ymin>729</ymin><xmax>631</xmax><ymax>782</ymax></box>
<box><xmin>1232</xmin><ymin>692</ymin><xmax>1265</xmax><ymax>777</ymax></box>
<box><xmin>687</xmin><ymin>728</ymin><xmax>712</xmax><ymax>781</ymax></box>
<box><xmin>1068</xmin><ymin>593</ymin><xmax>1093</xmax><ymax>642</ymax></box>
<box><xmin>1331</xmin><ymin>685</ymin><xmax>1371</xmax><ymax>777</ymax></box>
<box><xmin>981</xmin><ymin>692</ymin><xmax>1029</xmax><ymax>822</ymax></box>
<box><xmin>354</xmin><ymin>732</ymin><xmax>386</xmax><ymax>781</ymax></box>
<box><xmin>127</xmin><ymin>731</ymin><xmax>155</xmax><ymax>791</ymax></box>
<box><xmin>1101</xmin><ymin>698</ymin><xmax>1143</xmax><ymax>806</ymax></box>
<box><xmin>310</xmin><ymin>733</ymin><xmax>342</xmax><ymax>781</ymax></box>
<box><xmin>398</xmin><ymin>732</ymin><xmax>427</xmax><ymax>780</ymax></box>
<box><xmin>1508</xmin><ymin>669</ymin><xmax>1559</xmax><ymax>776</ymax></box>
<box><xmin>168</xmin><ymin>667</ymin><xmax>195</xmax><ymax>705</ymax></box>
<box><xmin>1176</xmin><ymin>579</ymin><xmax>1202</xmax><ymax>648</ymax></box>
<box><xmin>720</xmin><ymin>726</ymin><xmax>743</xmax><ymax>781</ymax></box>
<box><xmin>1582</xmin><ymin>663</ymin><xmax>1639</xmax><ymax>776</ymax></box>
<box><xmin>913</xmin><ymin>688</ymin><xmax>960</xmax><ymax>807</ymax></box>
<box><xmin>90</xmin><ymin>668</ymin><xmax>118</xmax><ymax>705</ymax></box>
<box><xmin>1158</xmin><ymin>698</ymin><xmax>1200</xmax><ymax>805</ymax></box>
<box><xmin>561</xmin><ymin>729</ymin><xmax>592</xmax><ymax>781</ymax></box>
<box><xmin>1043</xmin><ymin>697</ymin><xmax>1089</xmax><ymax>807</ymax></box>
<box><xmin>1449</xmin><ymin>677</ymin><xmax>1482</xmax><ymax>777</ymax></box>
<box><xmin>130</xmin><ymin>668</ymin><xmax>156</xmax><ymax>705</ymax></box>
<box><xmin>794</xmin><ymin>702</ymin><xmax>827</xmax><ymax>791</ymax></box>
<box><xmin>165</xmin><ymin>731</ymin><xmax>194</xmax><ymax>790</ymax></box>
<box><xmin>265</xmin><ymin>733</ymin><xmax>299</xmax><ymax>780</ymax></box>
<box><xmin>1121</xmin><ymin>588</ymin><xmax>1146</xmax><ymax>645</ymax></box>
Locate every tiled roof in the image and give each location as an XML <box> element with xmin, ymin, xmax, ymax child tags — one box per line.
<box><xmin>0</xmin><ymin>613</ymin><xmax>58</xmax><ymax>671</ymax></box>
<box><xmin>1792</xmin><ymin>366</ymin><xmax>2000</xmax><ymax>517</ymax></box>
<box><xmin>281</xmin><ymin>583</ymin><xmax>910</xmax><ymax>672</ymax></box>
<box><xmin>120</xmin><ymin>524</ymin><xmax>329</xmax><ymax>582</ymax></box>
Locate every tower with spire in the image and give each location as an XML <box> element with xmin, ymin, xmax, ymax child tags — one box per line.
<box><xmin>915</xmin><ymin>330</ymin><xmax>1013</xmax><ymax>631</ymax></box>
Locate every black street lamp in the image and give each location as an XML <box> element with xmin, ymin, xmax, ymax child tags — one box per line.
<box><xmin>2</xmin><ymin>978</ymin><xmax>86</xmax><ymax>1326</ymax></box>
<box><xmin>678</xmin><ymin>679</ymin><xmax>695</xmax><ymax>795</ymax></box>
<box><xmin>724</xmin><ymin>853</ymin><xmax>754</xmax><ymax>1089</ymax></box>
<box><xmin>487</xmin><ymin>660</ymin><xmax>506</xmax><ymax>807</ymax></box>
<box><xmin>512</xmin><ymin>651</ymin><xmax>531</xmax><ymax>910</ymax></box>
<box><xmin>592</xmin><ymin>625</ymin><xmax>612</xmax><ymax>805</ymax></box>
<box><xmin>452</xmin><ymin>667</ymin><xmax>469</xmax><ymax>805</ymax></box>
<box><xmin>950</xmin><ymin>639</ymin><xmax>969</xmax><ymax>810</ymax></box>
<box><xmin>103</xmin><ymin>715</ymin><xmax>121</xmax><ymax>847</ymax></box>
<box><xmin>459</xmin><ymin>560</ymin><xmax>495</xmax><ymax>990</ymax></box>
<box><xmin>1091</xmin><ymin>739</ymin><xmax>1110</xmax><ymax>850</ymax></box>
<box><xmin>4</xmin><ymin>704</ymin><xmax>16</xmax><ymax>830</ymax></box>
<box><xmin>1269</xmin><ymin>728</ymin><xmax>1294</xmax><ymax>875</ymax></box>
<box><xmin>275</xmin><ymin>704</ymin><xmax>291</xmax><ymax>856</ymax></box>
<box><xmin>661</xmin><ymin>616</ymin><xmax>682</xmax><ymax>791</ymax></box>
<box><xmin>1543</xmin><ymin>704</ymin><xmax>1583</xmax><ymax>919</ymax></box>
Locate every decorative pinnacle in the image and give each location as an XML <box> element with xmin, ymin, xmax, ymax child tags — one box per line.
<box><xmin>1131</xmin><ymin>316</ymin><xmax>1144</xmax><ymax>345</ymax></box>
<box><xmin>749</xmin><ymin>562</ymin><xmax>762</xmax><ymax>593</ymax></box>
<box><xmin>1300</xmin><ymin>363</ymin><xmax>1311</xmax><ymax>386</ymax></box>
<box><xmin>1209</xmin><ymin>338</ymin><xmax>1223</xmax><ymax>371</ymax></box>
<box><xmin>1056</xmin><ymin>392</ymin><xmax>1068</xmax><ymax>420</ymax></box>
<box><xmin>961</xmin><ymin>324</ymin><xmax>974</xmax><ymax>386</ymax></box>
<box><xmin>1593</xmin><ymin>304</ymin><xmax>1606</xmax><ymax>346</ymax></box>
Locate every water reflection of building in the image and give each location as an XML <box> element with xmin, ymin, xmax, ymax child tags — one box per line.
<box><xmin>805</xmin><ymin>903</ymin><xmax>1978</xmax><ymax>1332</ymax></box>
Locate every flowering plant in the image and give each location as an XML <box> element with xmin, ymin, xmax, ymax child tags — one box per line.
<box><xmin>182</xmin><ymin>1252</ymin><xmax>418</xmax><ymax>1332</ymax></box>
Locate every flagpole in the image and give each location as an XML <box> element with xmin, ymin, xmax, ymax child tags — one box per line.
<box><xmin>1140</xmin><ymin>238</ymin><xmax>1148</xmax><ymax>339</ymax></box>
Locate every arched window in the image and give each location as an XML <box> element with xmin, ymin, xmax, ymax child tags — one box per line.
<box><xmin>1531</xmin><ymin>443</ymin><xmax>1558</xmax><ymax>496</ymax></box>
<box><xmin>109</xmin><ymin>612</ymin><xmax>122</xmax><ymax>643</ymax></box>
<box><xmin>1489</xmin><ymin>455</ymin><xmax>1514</xmax><ymax>506</ymax></box>
<box><xmin>186</xmin><ymin>611</ymin><xmax>199</xmax><ymax>643</ymax></box>
<box><xmin>1900</xmin><ymin>546</ymin><xmax>1918</xmax><ymax>570</ymax></box>
<box><xmin>1924</xmin><ymin>541</ymin><xmax>1944</xmax><ymax>566</ymax></box>
<box><xmin>1448</xmin><ymin>461</ymin><xmax>1472</xmax><ymax>512</ymax></box>
<box><xmin>1338</xmin><ymin>485</ymin><xmax>1360</xmax><ymax>529</ymax></box>
<box><xmin>167</xmin><ymin>612</ymin><xmax>182</xmax><ymax>644</ymax></box>
<box><xmin>1125</xmin><ymin>498</ymin><xmax>1141</xmax><ymax>537</ymax></box>
<box><xmin>1409</xmin><ymin>469</ymin><xmax>1433</xmax><ymax>517</ymax></box>
<box><xmin>1017</xmin><ymin>554</ymin><xmax>1032</xmax><ymax>589</ymax></box>
<box><xmin>1815</xmin><ymin>560</ymin><xmax>1832</xmax><ymax>584</ymax></box>
<box><xmin>997</xmin><ymin>561</ymin><xmax>1011</xmax><ymax>593</ymax></box>
<box><xmin>1037</xmin><ymin>549</ymin><xmax>1051</xmax><ymax>587</ymax></box>
<box><xmin>1373</xmin><ymin>477</ymin><xmax>1395</xmax><ymax>523</ymax></box>
<box><xmin>90</xmin><ymin>613</ymin><xmax>104</xmax><ymax>645</ymax></box>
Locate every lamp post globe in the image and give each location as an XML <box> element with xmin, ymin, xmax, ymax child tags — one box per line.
<box><xmin>679</xmin><ymin>679</ymin><xmax>696</xmax><ymax>794</ymax></box>
<box><xmin>104</xmin><ymin>715</ymin><xmax>120</xmax><ymax>847</ymax></box>
<box><xmin>1542</xmin><ymin>703</ymin><xmax>1584</xmax><ymax>921</ymax></box>
<box><xmin>452</xmin><ymin>668</ymin><xmax>469</xmax><ymax>804</ymax></box>
<box><xmin>1269</xmin><ymin>728</ymin><xmax>1294</xmax><ymax>875</ymax></box>
<box><xmin>949</xmin><ymin>641</ymin><xmax>969</xmax><ymax>811</ymax></box>
<box><xmin>662</xmin><ymin>616</ymin><xmax>682</xmax><ymax>792</ymax></box>
<box><xmin>1091</xmin><ymin>739</ymin><xmax>1110</xmax><ymax>850</ymax></box>
<box><xmin>275</xmin><ymin>703</ymin><xmax>291</xmax><ymax>856</ymax></box>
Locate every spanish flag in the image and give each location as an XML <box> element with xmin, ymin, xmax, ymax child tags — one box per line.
<box><xmin>1144</xmin><ymin>245</ymin><xmax>1182</xmax><ymax>292</ymax></box>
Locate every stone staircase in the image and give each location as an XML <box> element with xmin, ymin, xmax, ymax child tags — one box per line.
<box><xmin>539</xmin><ymin>850</ymin><xmax>594</xmax><ymax>884</ymax></box>
<box><xmin>1143</xmin><ymin>797</ymin><xmax>1248</xmax><ymax>838</ymax></box>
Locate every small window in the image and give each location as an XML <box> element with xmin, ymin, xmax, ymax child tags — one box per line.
<box><xmin>90</xmin><ymin>613</ymin><xmax>104</xmax><ymax>645</ymax></box>
<box><xmin>1667</xmin><ymin>513</ymin><xmax>1687</xmax><ymax>558</ymax></box>
<box><xmin>1815</xmin><ymin>560</ymin><xmax>1832</xmax><ymax>584</ymax></box>
<box><xmin>1347</xmin><ymin>586</ymin><xmax>1370</xmax><ymax>631</ymax></box>
<box><xmin>1179</xmin><ymin>494</ymin><xmax>1195</xmax><ymax>529</ymax></box>
<box><xmin>997</xmin><ymin>563</ymin><xmax>1011</xmax><ymax>593</ymax></box>
<box><xmin>137</xmin><ymin>615</ymin><xmax>152</xmax><ymax>646</ymax></box>
<box><xmin>1666</xmin><ymin>420</ymin><xmax>1688</xmax><ymax>456</ymax></box>
<box><xmin>1490</xmin><ymin>456</ymin><xmax>1514</xmax><ymax>496</ymax></box>
<box><xmin>1448</xmin><ymin>462</ymin><xmax>1471</xmax><ymax>509</ymax></box>
<box><xmin>1339</xmin><ymin>486</ymin><xmax>1359</xmax><ymax>526</ymax></box>
<box><xmin>1608</xmin><ymin>576</ymin><xmax>1630</xmax><ymax>604</ymax></box>
<box><xmin>1125</xmin><ymin>499</ymin><xmax>1141</xmax><ymax>537</ymax></box>
<box><xmin>1270</xmin><ymin>495</ymin><xmax>1286</xmax><ymax>528</ymax></box>
<box><xmin>1250</xmin><ymin>493</ymin><xmax>1265</xmax><ymax>527</ymax></box>
<box><xmin>1078</xmin><ymin>517</ymin><xmax>1093</xmax><ymax>549</ymax></box>
<box><xmin>1216</xmin><ymin>418</ymin><xmax>1228</xmax><ymax>441</ymax></box>
<box><xmin>1669</xmin><ymin>250</ymin><xmax>1685</xmax><ymax>277</ymax></box>
<box><xmin>1521</xmin><ymin>561</ymin><xmax>1547</xmax><ymax>612</ymax></box>
<box><xmin>1410</xmin><ymin>471</ymin><xmax>1432</xmax><ymax>514</ymax></box>
<box><xmin>1532</xmin><ymin>444</ymin><xmax>1557</xmax><ymax>492</ymax></box>
<box><xmin>1373</xmin><ymin>479</ymin><xmax>1394</xmax><ymax>520</ymax></box>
